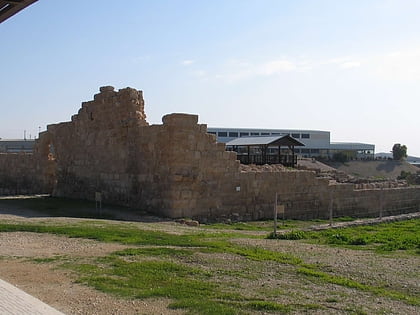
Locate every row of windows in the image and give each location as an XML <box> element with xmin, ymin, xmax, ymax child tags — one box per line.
<box><xmin>230</xmin><ymin>148</ymin><xmax>324</xmax><ymax>155</ymax></box>
<box><xmin>208</xmin><ymin>131</ymin><xmax>311</xmax><ymax>139</ymax></box>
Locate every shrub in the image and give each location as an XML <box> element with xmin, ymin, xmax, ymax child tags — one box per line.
<box><xmin>268</xmin><ymin>230</ymin><xmax>306</xmax><ymax>240</ymax></box>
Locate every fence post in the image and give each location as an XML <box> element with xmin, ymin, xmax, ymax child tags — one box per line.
<box><xmin>273</xmin><ymin>193</ymin><xmax>278</xmax><ymax>236</ymax></box>
<box><xmin>379</xmin><ymin>187</ymin><xmax>384</xmax><ymax>220</ymax></box>
<box><xmin>329</xmin><ymin>191</ymin><xmax>333</xmax><ymax>226</ymax></box>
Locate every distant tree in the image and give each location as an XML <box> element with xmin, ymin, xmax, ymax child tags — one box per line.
<box><xmin>392</xmin><ymin>143</ymin><xmax>407</xmax><ymax>160</ymax></box>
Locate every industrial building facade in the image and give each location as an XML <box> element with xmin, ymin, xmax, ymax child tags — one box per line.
<box><xmin>0</xmin><ymin>139</ymin><xmax>35</xmax><ymax>153</ymax></box>
<box><xmin>207</xmin><ymin>127</ymin><xmax>375</xmax><ymax>160</ymax></box>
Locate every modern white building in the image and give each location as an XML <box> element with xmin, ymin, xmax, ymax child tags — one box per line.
<box><xmin>0</xmin><ymin>139</ymin><xmax>35</xmax><ymax>153</ymax></box>
<box><xmin>207</xmin><ymin>127</ymin><xmax>375</xmax><ymax>159</ymax></box>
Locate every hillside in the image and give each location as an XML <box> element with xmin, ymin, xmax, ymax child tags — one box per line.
<box><xmin>326</xmin><ymin>160</ymin><xmax>419</xmax><ymax>180</ymax></box>
<box><xmin>376</xmin><ymin>152</ymin><xmax>420</xmax><ymax>165</ymax></box>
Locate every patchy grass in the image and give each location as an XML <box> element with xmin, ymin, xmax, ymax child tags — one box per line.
<box><xmin>268</xmin><ymin>230</ymin><xmax>306</xmax><ymax>240</ymax></box>
<box><xmin>28</xmin><ymin>255</ymin><xmax>66</xmax><ymax>264</ymax></box>
<box><xmin>297</xmin><ymin>267</ymin><xmax>419</xmax><ymax>306</ymax></box>
<box><xmin>245</xmin><ymin>300</ymin><xmax>292</xmax><ymax>312</ymax></box>
<box><xmin>302</xmin><ymin>219</ymin><xmax>420</xmax><ymax>253</ymax></box>
<box><xmin>203</xmin><ymin>220</ymin><xmax>301</xmax><ymax>232</ymax></box>
<box><xmin>0</xmin><ymin>220</ymin><xmax>419</xmax><ymax>312</ymax></box>
<box><xmin>203</xmin><ymin>218</ymin><xmax>358</xmax><ymax>232</ymax></box>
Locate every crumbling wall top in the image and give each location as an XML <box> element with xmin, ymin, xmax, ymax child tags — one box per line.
<box><xmin>162</xmin><ymin>113</ymin><xmax>198</xmax><ymax>127</ymax></box>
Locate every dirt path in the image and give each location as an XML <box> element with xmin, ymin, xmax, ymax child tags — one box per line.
<box><xmin>0</xmin><ymin>231</ymin><xmax>184</xmax><ymax>315</ymax></box>
<box><xmin>0</xmin><ymin>202</ymin><xmax>186</xmax><ymax>315</ymax></box>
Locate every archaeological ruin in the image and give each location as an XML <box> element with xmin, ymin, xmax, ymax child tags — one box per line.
<box><xmin>1</xmin><ymin>86</ymin><xmax>419</xmax><ymax>221</ymax></box>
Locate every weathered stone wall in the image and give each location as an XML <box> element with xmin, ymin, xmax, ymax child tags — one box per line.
<box><xmin>1</xmin><ymin>86</ymin><xmax>419</xmax><ymax>221</ymax></box>
<box><xmin>0</xmin><ymin>153</ymin><xmax>54</xmax><ymax>195</ymax></box>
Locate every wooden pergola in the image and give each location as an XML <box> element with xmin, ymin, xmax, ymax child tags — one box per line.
<box><xmin>226</xmin><ymin>135</ymin><xmax>305</xmax><ymax>167</ymax></box>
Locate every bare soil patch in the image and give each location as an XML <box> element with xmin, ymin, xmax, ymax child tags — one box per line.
<box><xmin>327</xmin><ymin>160</ymin><xmax>419</xmax><ymax>179</ymax></box>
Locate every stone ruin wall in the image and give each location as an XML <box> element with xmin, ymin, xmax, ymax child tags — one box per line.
<box><xmin>0</xmin><ymin>152</ymin><xmax>55</xmax><ymax>195</ymax></box>
<box><xmin>0</xmin><ymin>86</ymin><xmax>419</xmax><ymax>221</ymax></box>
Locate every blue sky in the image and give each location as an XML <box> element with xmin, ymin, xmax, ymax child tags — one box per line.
<box><xmin>2</xmin><ymin>0</ymin><xmax>420</xmax><ymax>156</ymax></box>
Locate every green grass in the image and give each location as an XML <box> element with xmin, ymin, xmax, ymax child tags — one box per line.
<box><xmin>203</xmin><ymin>218</ymin><xmax>358</xmax><ymax>232</ymax></box>
<box><xmin>245</xmin><ymin>300</ymin><xmax>292</xmax><ymax>312</ymax></box>
<box><xmin>1</xmin><ymin>220</ymin><xmax>419</xmax><ymax>311</ymax></box>
<box><xmin>203</xmin><ymin>220</ymin><xmax>301</xmax><ymax>231</ymax></box>
<box><xmin>297</xmin><ymin>267</ymin><xmax>419</xmax><ymax>306</ymax></box>
<box><xmin>0</xmin><ymin>222</ymin><xmax>222</xmax><ymax>247</ymax></box>
<box><xmin>302</xmin><ymin>219</ymin><xmax>420</xmax><ymax>253</ymax></box>
<box><xmin>268</xmin><ymin>230</ymin><xmax>306</xmax><ymax>240</ymax></box>
<box><xmin>72</xmin><ymin>256</ymin><xmax>242</xmax><ymax>315</ymax></box>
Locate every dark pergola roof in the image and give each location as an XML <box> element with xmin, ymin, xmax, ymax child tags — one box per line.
<box><xmin>226</xmin><ymin>135</ymin><xmax>304</xmax><ymax>167</ymax></box>
<box><xmin>0</xmin><ymin>0</ymin><xmax>37</xmax><ymax>23</ymax></box>
<box><xmin>226</xmin><ymin>135</ymin><xmax>305</xmax><ymax>147</ymax></box>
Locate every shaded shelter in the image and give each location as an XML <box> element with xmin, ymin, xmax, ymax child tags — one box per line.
<box><xmin>226</xmin><ymin>135</ymin><xmax>305</xmax><ymax>167</ymax></box>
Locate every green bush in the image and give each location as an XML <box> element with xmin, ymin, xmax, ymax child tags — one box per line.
<box><xmin>267</xmin><ymin>230</ymin><xmax>306</xmax><ymax>240</ymax></box>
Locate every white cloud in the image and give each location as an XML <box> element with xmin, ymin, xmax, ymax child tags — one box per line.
<box><xmin>369</xmin><ymin>48</ymin><xmax>420</xmax><ymax>81</ymax></box>
<box><xmin>181</xmin><ymin>59</ymin><xmax>195</xmax><ymax>66</ymax></box>
<box><xmin>131</xmin><ymin>55</ymin><xmax>151</xmax><ymax>64</ymax></box>
<box><xmin>211</xmin><ymin>46</ymin><xmax>420</xmax><ymax>83</ymax></box>
<box><xmin>192</xmin><ymin>70</ymin><xmax>207</xmax><ymax>77</ymax></box>
<box><xmin>257</xmin><ymin>60</ymin><xmax>296</xmax><ymax>75</ymax></box>
<box><xmin>339</xmin><ymin>61</ymin><xmax>361</xmax><ymax>69</ymax></box>
<box><xmin>215</xmin><ymin>58</ymin><xmax>301</xmax><ymax>82</ymax></box>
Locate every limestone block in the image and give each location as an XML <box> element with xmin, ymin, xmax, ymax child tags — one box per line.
<box><xmin>100</xmin><ymin>86</ymin><xmax>115</xmax><ymax>93</ymax></box>
<box><xmin>180</xmin><ymin>190</ymin><xmax>193</xmax><ymax>199</ymax></box>
<box><xmin>162</xmin><ymin>113</ymin><xmax>198</xmax><ymax>127</ymax></box>
<box><xmin>185</xmin><ymin>220</ymin><xmax>200</xmax><ymax>226</ymax></box>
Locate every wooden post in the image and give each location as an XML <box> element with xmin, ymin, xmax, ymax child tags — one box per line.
<box><xmin>274</xmin><ymin>193</ymin><xmax>278</xmax><ymax>236</ymax></box>
<box><xmin>329</xmin><ymin>191</ymin><xmax>333</xmax><ymax>226</ymax></box>
<box><xmin>379</xmin><ymin>187</ymin><xmax>384</xmax><ymax>220</ymax></box>
<box><xmin>292</xmin><ymin>145</ymin><xmax>295</xmax><ymax>168</ymax></box>
<box><xmin>95</xmin><ymin>192</ymin><xmax>102</xmax><ymax>216</ymax></box>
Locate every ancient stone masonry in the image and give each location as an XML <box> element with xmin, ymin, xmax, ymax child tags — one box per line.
<box><xmin>1</xmin><ymin>86</ymin><xmax>419</xmax><ymax>221</ymax></box>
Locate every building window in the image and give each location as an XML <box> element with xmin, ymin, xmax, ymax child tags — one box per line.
<box><xmin>240</xmin><ymin>132</ymin><xmax>249</xmax><ymax>137</ymax></box>
<box><xmin>261</xmin><ymin>132</ymin><xmax>269</xmax><ymax>135</ymax></box>
<box><xmin>208</xmin><ymin>131</ymin><xmax>216</xmax><ymax>135</ymax></box>
<box><xmin>301</xmin><ymin>149</ymin><xmax>310</xmax><ymax>153</ymax></box>
<box><xmin>301</xmin><ymin>134</ymin><xmax>310</xmax><ymax>139</ymax></box>
<box><xmin>292</xmin><ymin>133</ymin><xmax>300</xmax><ymax>138</ymax></box>
<box><xmin>250</xmin><ymin>132</ymin><xmax>259</xmax><ymax>136</ymax></box>
<box><xmin>310</xmin><ymin>149</ymin><xmax>320</xmax><ymax>154</ymax></box>
<box><xmin>294</xmin><ymin>149</ymin><xmax>300</xmax><ymax>153</ymax></box>
<box><xmin>229</xmin><ymin>132</ymin><xmax>239</xmax><ymax>137</ymax></box>
<box><xmin>218</xmin><ymin>131</ymin><xmax>227</xmax><ymax>137</ymax></box>
<box><xmin>271</xmin><ymin>132</ymin><xmax>280</xmax><ymax>135</ymax></box>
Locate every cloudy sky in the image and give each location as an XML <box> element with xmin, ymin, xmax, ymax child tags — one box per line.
<box><xmin>2</xmin><ymin>0</ymin><xmax>420</xmax><ymax>156</ymax></box>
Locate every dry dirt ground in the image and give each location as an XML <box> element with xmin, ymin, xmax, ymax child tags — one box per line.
<box><xmin>0</xmin><ymin>207</ymin><xmax>419</xmax><ymax>314</ymax></box>
<box><xmin>327</xmin><ymin>160</ymin><xmax>419</xmax><ymax>180</ymax></box>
